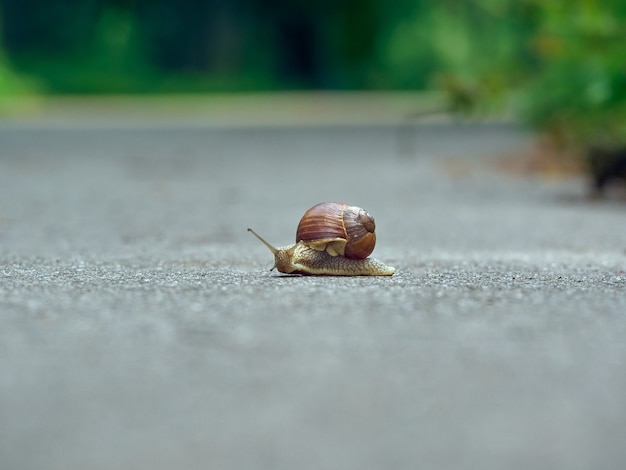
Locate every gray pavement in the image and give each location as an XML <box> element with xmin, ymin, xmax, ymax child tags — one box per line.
<box><xmin>1</xmin><ymin>121</ymin><xmax>625</xmax><ymax>470</ymax></box>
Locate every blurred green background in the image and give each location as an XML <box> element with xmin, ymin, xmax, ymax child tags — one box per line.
<box><xmin>1</xmin><ymin>0</ymin><xmax>626</xmax><ymax>154</ymax></box>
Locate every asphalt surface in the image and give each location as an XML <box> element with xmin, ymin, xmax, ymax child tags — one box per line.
<box><xmin>1</xmin><ymin>120</ymin><xmax>625</xmax><ymax>470</ymax></box>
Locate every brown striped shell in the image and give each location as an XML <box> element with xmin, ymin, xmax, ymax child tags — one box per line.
<box><xmin>295</xmin><ymin>202</ymin><xmax>376</xmax><ymax>259</ymax></box>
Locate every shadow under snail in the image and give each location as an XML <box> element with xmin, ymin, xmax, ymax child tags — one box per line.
<box><xmin>248</xmin><ymin>202</ymin><xmax>395</xmax><ymax>276</ymax></box>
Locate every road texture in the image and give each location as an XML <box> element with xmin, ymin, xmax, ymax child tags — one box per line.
<box><xmin>1</xmin><ymin>116</ymin><xmax>625</xmax><ymax>469</ymax></box>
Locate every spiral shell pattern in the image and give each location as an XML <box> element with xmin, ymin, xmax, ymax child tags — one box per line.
<box><xmin>296</xmin><ymin>202</ymin><xmax>376</xmax><ymax>259</ymax></box>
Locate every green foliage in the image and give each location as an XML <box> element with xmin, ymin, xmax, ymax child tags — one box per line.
<box><xmin>0</xmin><ymin>54</ymin><xmax>36</xmax><ymax>95</ymax></box>
<box><xmin>375</xmin><ymin>1</ymin><xmax>539</xmax><ymax>112</ymax></box>
<box><xmin>375</xmin><ymin>0</ymin><xmax>626</xmax><ymax>149</ymax></box>
<box><xmin>520</xmin><ymin>0</ymin><xmax>626</xmax><ymax>146</ymax></box>
<box><xmin>0</xmin><ymin>45</ymin><xmax>40</xmax><ymax>113</ymax></box>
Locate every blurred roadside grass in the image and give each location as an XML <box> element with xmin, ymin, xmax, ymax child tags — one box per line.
<box><xmin>0</xmin><ymin>91</ymin><xmax>450</xmax><ymax>127</ymax></box>
<box><xmin>0</xmin><ymin>53</ymin><xmax>41</xmax><ymax>114</ymax></box>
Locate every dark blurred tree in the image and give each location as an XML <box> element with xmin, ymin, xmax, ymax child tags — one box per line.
<box><xmin>1</xmin><ymin>0</ymin><xmax>100</xmax><ymax>56</ymax></box>
<box><xmin>249</xmin><ymin>0</ymin><xmax>382</xmax><ymax>88</ymax></box>
<box><xmin>136</xmin><ymin>0</ymin><xmax>243</xmax><ymax>72</ymax></box>
<box><xmin>0</xmin><ymin>0</ymin><xmax>388</xmax><ymax>91</ymax></box>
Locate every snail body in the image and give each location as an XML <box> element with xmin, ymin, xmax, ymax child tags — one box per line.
<box><xmin>248</xmin><ymin>202</ymin><xmax>395</xmax><ymax>276</ymax></box>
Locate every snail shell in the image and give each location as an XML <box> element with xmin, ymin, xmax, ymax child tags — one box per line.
<box><xmin>296</xmin><ymin>202</ymin><xmax>376</xmax><ymax>259</ymax></box>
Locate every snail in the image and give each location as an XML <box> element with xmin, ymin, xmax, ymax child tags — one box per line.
<box><xmin>248</xmin><ymin>202</ymin><xmax>395</xmax><ymax>276</ymax></box>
